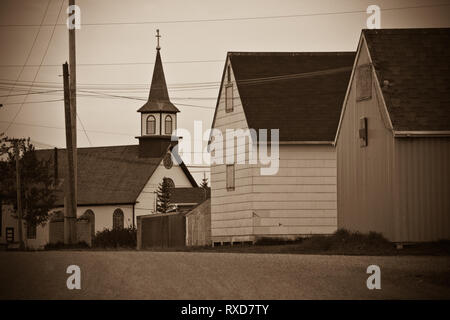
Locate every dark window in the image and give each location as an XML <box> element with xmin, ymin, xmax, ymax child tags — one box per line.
<box><xmin>83</xmin><ymin>209</ymin><xmax>95</xmax><ymax>238</ymax></box>
<box><xmin>26</xmin><ymin>223</ymin><xmax>36</xmax><ymax>239</ymax></box>
<box><xmin>165</xmin><ymin>177</ymin><xmax>175</xmax><ymax>188</ymax></box>
<box><xmin>359</xmin><ymin>117</ymin><xmax>368</xmax><ymax>147</ymax></box>
<box><xmin>113</xmin><ymin>209</ymin><xmax>124</xmax><ymax>230</ymax></box>
<box><xmin>0</xmin><ymin>199</ymin><xmax>2</xmax><ymax>237</ymax></box>
<box><xmin>356</xmin><ymin>64</ymin><xmax>372</xmax><ymax>101</ymax></box>
<box><xmin>165</xmin><ymin>115</ymin><xmax>172</xmax><ymax>135</ymax></box>
<box><xmin>226</xmin><ymin>164</ymin><xmax>235</xmax><ymax>191</ymax></box>
<box><xmin>6</xmin><ymin>227</ymin><xmax>14</xmax><ymax>243</ymax></box>
<box><xmin>225</xmin><ymin>84</ymin><xmax>233</xmax><ymax>113</ymax></box>
<box><xmin>163</xmin><ymin>153</ymin><xmax>173</xmax><ymax>169</ymax></box>
<box><xmin>146</xmin><ymin>115</ymin><xmax>156</xmax><ymax>134</ymax></box>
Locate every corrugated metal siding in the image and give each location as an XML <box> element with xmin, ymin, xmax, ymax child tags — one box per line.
<box><xmin>395</xmin><ymin>137</ymin><xmax>450</xmax><ymax>242</ymax></box>
<box><xmin>337</xmin><ymin>39</ymin><xmax>396</xmax><ymax>240</ymax></box>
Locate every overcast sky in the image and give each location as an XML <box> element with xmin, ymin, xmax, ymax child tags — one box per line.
<box><xmin>0</xmin><ymin>0</ymin><xmax>449</xmax><ymax>180</ymax></box>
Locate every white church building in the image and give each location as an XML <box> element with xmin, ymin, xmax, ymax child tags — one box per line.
<box><xmin>1</xmin><ymin>40</ymin><xmax>198</xmax><ymax>249</ymax></box>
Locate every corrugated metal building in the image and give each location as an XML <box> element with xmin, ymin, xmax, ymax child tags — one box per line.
<box><xmin>336</xmin><ymin>28</ymin><xmax>450</xmax><ymax>242</ymax></box>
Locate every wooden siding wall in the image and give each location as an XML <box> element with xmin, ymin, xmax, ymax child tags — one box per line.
<box><xmin>337</xmin><ymin>39</ymin><xmax>396</xmax><ymax>240</ymax></box>
<box><xmin>211</xmin><ymin>59</ymin><xmax>339</xmax><ymax>242</ymax></box>
<box><xmin>186</xmin><ymin>199</ymin><xmax>211</xmax><ymax>246</ymax></box>
<box><xmin>211</xmin><ymin>59</ymin><xmax>254</xmax><ymax>242</ymax></box>
<box><xmin>252</xmin><ymin>145</ymin><xmax>337</xmax><ymax>237</ymax></box>
<box><xmin>394</xmin><ymin>138</ymin><xmax>450</xmax><ymax>242</ymax></box>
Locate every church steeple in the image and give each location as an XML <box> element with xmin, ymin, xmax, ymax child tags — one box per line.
<box><xmin>136</xmin><ymin>30</ymin><xmax>179</xmax><ymax>158</ymax></box>
<box><xmin>137</xmin><ymin>30</ymin><xmax>179</xmax><ymax>113</ymax></box>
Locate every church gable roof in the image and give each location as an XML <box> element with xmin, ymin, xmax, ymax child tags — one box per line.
<box><xmin>170</xmin><ymin>187</ymin><xmax>210</xmax><ymax>204</ymax></box>
<box><xmin>138</xmin><ymin>50</ymin><xmax>179</xmax><ymax>113</ymax></box>
<box><xmin>36</xmin><ymin>145</ymin><xmax>195</xmax><ymax>206</ymax></box>
<box><xmin>363</xmin><ymin>28</ymin><xmax>450</xmax><ymax>132</ymax></box>
<box><xmin>228</xmin><ymin>52</ymin><xmax>355</xmax><ymax>142</ymax></box>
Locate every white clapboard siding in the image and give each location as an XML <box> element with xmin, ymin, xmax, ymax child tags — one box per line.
<box><xmin>210</xmin><ymin>59</ymin><xmax>254</xmax><ymax>241</ymax></box>
<box><xmin>210</xmin><ymin>59</ymin><xmax>338</xmax><ymax>242</ymax></box>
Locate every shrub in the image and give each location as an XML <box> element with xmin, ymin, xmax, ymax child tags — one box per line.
<box><xmin>92</xmin><ymin>226</ymin><xmax>137</xmax><ymax>248</ymax></box>
<box><xmin>44</xmin><ymin>241</ymin><xmax>90</xmax><ymax>250</ymax></box>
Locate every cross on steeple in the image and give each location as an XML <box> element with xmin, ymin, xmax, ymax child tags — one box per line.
<box><xmin>156</xmin><ymin>29</ymin><xmax>161</xmax><ymax>50</ymax></box>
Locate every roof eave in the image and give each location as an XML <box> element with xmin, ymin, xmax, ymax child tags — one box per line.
<box><xmin>394</xmin><ymin>131</ymin><xmax>450</xmax><ymax>138</ymax></box>
<box><xmin>278</xmin><ymin>140</ymin><xmax>334</xmax><ymax>145</ymax></box>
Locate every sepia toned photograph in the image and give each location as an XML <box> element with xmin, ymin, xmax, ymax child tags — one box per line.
<box><xmin>0</xmin><ymin>0</ymin><xmax>449</xmax><ymax>310</ymax></box>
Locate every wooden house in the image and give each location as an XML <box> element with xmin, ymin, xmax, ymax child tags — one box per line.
<box><xmin>209</xmin><ymin>52</ymin><xmax>354</xmax><ymax>244</ymax></box>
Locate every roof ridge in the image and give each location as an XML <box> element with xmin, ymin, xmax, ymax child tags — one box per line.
<box><xmin>35</xmin><ymin>144</ymin><xmax>140</xmax><ymax>152</ymax></box>
<box><xmin>228</xmin><ymin>51</ymin><xmax>354</xmax><ymax>56</ymax></box>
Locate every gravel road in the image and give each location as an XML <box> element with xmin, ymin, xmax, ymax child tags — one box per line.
<box><xmin>0</xmin><ymin>251</ymin><xmax>449</xmax><ymax>299</ymax></box>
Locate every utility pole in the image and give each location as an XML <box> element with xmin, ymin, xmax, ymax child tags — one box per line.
<box><xmin>14</xmin><ymin>140</ymin><xmax>24</xmax><ymax>250</ymax></box>
<box><xmin>63</xmin><ymin>62</ymin><xmax>77</xmax><ymax>244</ymax></box>
<box><xmin>65</xmin><ymin>0</ymin><xmax>78</xmax><ymax>244</ymax></box>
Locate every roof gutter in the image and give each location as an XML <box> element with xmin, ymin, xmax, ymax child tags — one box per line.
<box><xmin>278</xmin><ymin>141</ymin><xmax>334</xmax><ymax>145</ymax></box>
<box><xmin>394</xmin><ymin>131</ymin><xmax>450</xmax><ymax>138</ymax></box>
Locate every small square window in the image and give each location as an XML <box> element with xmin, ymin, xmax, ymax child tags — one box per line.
<box><xmin>225</xmin><ymin>84</ymin><xmax>233</xmax><ymax>112</ymax></box>
<box><xmin>225</xmin><ymin>84</ymin><xmax>233</xmax><ymax>113</ymax></box>
<box><xmin>226</xmin><ymin>164</ymin><xmax>235</xmax><ymax>191</ymax></box>
<box><xmin>356</xmin><ymin>64</ymin><xmax>372</xmax><ymax>101</ymax></box>
<box><xmin>359</xmin><ymin>117</ymin><xmax>368</xmax><ymax>147</ymax></box>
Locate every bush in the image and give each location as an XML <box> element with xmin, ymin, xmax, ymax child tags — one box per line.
<box><xmin>44</xmin><ymin>241</ymin><xmax>90</xmax><ymax>250</ymax></box>
<box><xmin>92</xmin><ymin>226</ymin><xmax>137</xmax><ymax>248</ymax></box>
<box><xmin>297</xmin><ymin>229</ymin><xmax>393</xmax><ymax>254</ymax></box>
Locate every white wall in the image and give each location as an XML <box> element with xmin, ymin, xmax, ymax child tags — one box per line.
<box><xmin>210</xmin><ymin>58</ymin><xmax>338</xmax><ymax>243</ymax></box>
<box><xmin>1</xmin><ymin>204</ymin><xmax>49</xmax><ymax>249</ymax></box>
<box><xmin>210</xmin><ymin>58</ymin><xmax>255</xmax><ymax>243</ymax></box>
<box><xmin>134</xmin><ymin>153</ymin><xmax>194</xmax><ymax>218</ymax></box>
<box><xmin>252</xmin><ymin>145</ymin><xmax>337</xmax><ymax>236</ymax></box>
<box><xmin>73</xmin><ymin>204</ymin><xmax>134</xmax><ymax>233</ymax></box>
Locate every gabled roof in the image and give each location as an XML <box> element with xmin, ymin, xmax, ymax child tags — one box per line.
<box><xmin>35</xmin><ymin>145</ymin><xmax>196</xmax><ymax>207</ymax></box>
<box><xmin>226</xmin><ymin>52</ymin><xmax>355</xmax><ymax>142</ymax></box>
<box><xmin>138</xmin><ymin>50</ymin><xmax>179</xmax><ymax>113</ymax></box>
<box><xmin>363</xmin><ymin>28</ymin><xmax>450</xmax><ymax>132</ymax></box>
<box><xmin>170</xmin><ymin>187</ymin><xmax>210</xmax><ymax>204</ymax></box>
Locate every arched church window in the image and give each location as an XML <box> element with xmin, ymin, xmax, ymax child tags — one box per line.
<box><xmin>146</xmin><ymin>115</ymin><xmax>156</xmax><ymax>135</ymax></box>
<box><xmin>165</xmin><ymin>115</ymin><xmax>172</xmax><ymax>135</ymax></box>
<box><xmin>113</xmin><ymin>209</ymin><xmax>124</xmax><ymax>230</ymax></box>
<box><xmin>165</xmin><ymin>177</ymin><xmax>175</xmax><ymax>188</ymax></box>
<box><xmin>83</xmin><ymin>209</ymin><xmax>95</xmax><ymax>238</ymax></box>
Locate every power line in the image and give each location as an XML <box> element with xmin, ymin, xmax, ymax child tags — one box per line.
<box><xmin>1</xmin><ymin>0</ymin><xmax>52</xmax><ymax>125</ymax></box>
<box><xmin>0</xmin><ymin>3</ymin><xmax>448</xmax><ymax>27</ymax></box>
<box><xmin>3</xmin><ymin>0</ymin><xmax>64</xmax><ymax>135</ymax></box>
<box><xmin>76</xmin><ymin>112</ymin><xmax>93</xmax><ymax>147</ymax></box>
<box><xmin>0</xmin><ymin>98</ymin><xmax>64</xmax><ymax>105</ymax></box>
<box><xmin>0</xmin><ymin>120</ymin><xmax>137</xmax><ymax>137</ymax></box>
<box><xmin>0</xmin><ymin>59</ymin><xmax>223</xmax><ymax>67</ymax></box>
<box><xmin>0</xmin><ymin>89</ymin><xmax>63</xmax><ymax>98</ymax></box>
